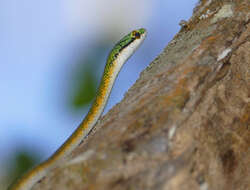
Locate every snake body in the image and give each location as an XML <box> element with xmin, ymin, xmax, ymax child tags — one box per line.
<box><xmin>8</xmin><ymin>28</ymin><xmax>147</xmax><ymax>190</ymax></box>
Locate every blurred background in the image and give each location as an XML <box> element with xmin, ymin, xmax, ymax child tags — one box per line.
<box><xmin>0</xmin><ymin>0</ymin><xmax>197</xmax><ymax>188</ymax></box>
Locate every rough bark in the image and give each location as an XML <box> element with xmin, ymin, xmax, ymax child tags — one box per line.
<box><xmin>35</xmin><ymin>0</ymin><xmax>250</xmax><ymax>190</ymax></box>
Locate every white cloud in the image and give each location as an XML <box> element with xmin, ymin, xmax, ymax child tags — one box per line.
<box><xmin>62</xmin><ymin>0</ymin><xmax>152</xmax><ymax>38</ymax></box>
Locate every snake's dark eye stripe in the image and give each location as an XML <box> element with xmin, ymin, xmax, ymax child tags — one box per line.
<box><xmin>134</xmin><ymin>32</ymin><xmax>140</xmax><ymax>38</ymax></box>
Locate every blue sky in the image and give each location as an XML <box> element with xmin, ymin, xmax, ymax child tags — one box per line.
<box><xmin>0</xmin><ymin>0</ymin><xmax>197</xmax><ymax>178</ymax></box>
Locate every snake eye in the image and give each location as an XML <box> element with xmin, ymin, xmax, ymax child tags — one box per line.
<box><xmin>132</xmin><ymin>31</ymin><xmax>141</xmax><ymax>39</ymax></box>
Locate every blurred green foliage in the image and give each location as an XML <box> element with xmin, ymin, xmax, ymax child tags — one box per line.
<box><xmin>72</xmin><ymin>65</ymin><xmax>96</xmax><ymax>108</ymax></box>
<box><xmin>12</xmin><ymin>152</ymin><xmax>38</xmax><ymax>178</ymax></box>
<box><xmin>69</xmin><ymin>41</ymin><xmax>110</xmax><ymax>109</ymax></box>
<box><xmin>7</xmin><ymin>151</ymin><xmax>39</xmax><ymax>188</ymax></box>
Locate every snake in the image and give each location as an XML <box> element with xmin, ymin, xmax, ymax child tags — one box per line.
<box><xmin>8</xmin><ymin>28</ymin><xmax>147</xmax><ymax>190</ymax></box>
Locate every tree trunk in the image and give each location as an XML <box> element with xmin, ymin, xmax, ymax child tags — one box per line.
<box><xmin>35</xmin><ymin>0</ymin><xmax>250</xmax><ymax>190</ymax></box>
